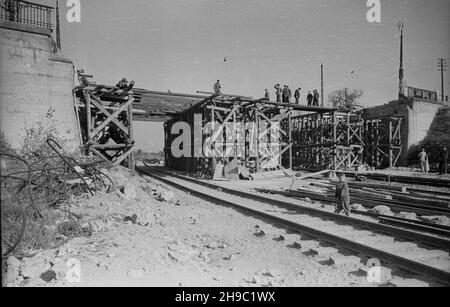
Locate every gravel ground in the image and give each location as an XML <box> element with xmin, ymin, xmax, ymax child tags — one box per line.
<box><xmin>5</xmin><ymin>166</ymin><xmax>377</xmax><ymax>287</ymax></box>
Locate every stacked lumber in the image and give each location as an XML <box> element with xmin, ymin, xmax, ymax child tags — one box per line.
<box><xmin>256</xmin><ymin>179</ymin><xmax>450</xmax><ymax>218</ymax></box>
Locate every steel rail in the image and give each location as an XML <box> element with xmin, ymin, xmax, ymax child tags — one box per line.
<box><xmin>141</xmin><ymin>166</ymin><xmax>450</xmax><ymax>249</ymax></box>
<box><xmin>137</xmin><ymin>166</ymin><xmax>450</xmax><ymax>285</ymax></box>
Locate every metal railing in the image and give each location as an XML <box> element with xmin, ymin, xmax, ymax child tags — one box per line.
<box><xmin>0</xmin><ymin>0</ymin><xmax>54</xmax><ymax>30</ymax></box>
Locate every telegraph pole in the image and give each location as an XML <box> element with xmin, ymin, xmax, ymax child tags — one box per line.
<box><xmin>56</xmin><ymin>0</ymin><xmax>61</xmax><ymax>51</ymax></box>
<box><xmin>344</xmin><ymin>87</ymin><xmax>348</xmax><ymax>108</ymax></box>
<box><xmin>437</xmin><ymin>58</ymin><xmax>447</xmax><ymax>101</ymax></box>
<box><xmin>321</xmin><ymin>63</ymin><xmax>324</xmax><ymax>106</ymax></box>
<box><xmin>397</xmin><ymin>22</ymin><xmax>405</xmax><ymax>100</ymax></box>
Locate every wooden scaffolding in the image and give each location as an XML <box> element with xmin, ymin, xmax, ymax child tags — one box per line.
<box><xmin>291</xmin><ymin>112</ymin><xmax>365</xmax><ymax>171</ymax></box>
<box><xmin>163</xmin><ymin>94</ymin><xmax>352</xmax><ymax>177</ymax></box>
<box><xmin>74</xmin><ymin>85</ymin><xmax>135</xmax><ymax>169</ymax></box>
<box><xmin>364</xmin><ymin>117</ymin><xmax>403</xmax><ymax>169</ymax></box>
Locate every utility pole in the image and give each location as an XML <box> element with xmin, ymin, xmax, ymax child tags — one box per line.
<box><xmin>56</xmin><ymin>0</ymin><xmax>61</xmax><ymax>51</ymax></box>
<box><xmin>321</xmin><ymin>63</ymin><xmax>324</xmax><ymax>107</ymax></box>
<box><xmin>437</xmin><ymin>58</ymin><xmax>447</xmax><ymax>102</ymax></box>
<box><xmin>397</xmin><ymin>22</ymin><xmax>405</xmax><ymax>101</ymax></box>
<box><xmin>343</xmin><ymin>87</ymin><xmax>348</xmax><ymax>108</ymax></box>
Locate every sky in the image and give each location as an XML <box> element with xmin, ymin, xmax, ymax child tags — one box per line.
<box><xmin>43</xmin><ymin>0</ymin><xmax>450</xmax><ymax>152</ymax></box>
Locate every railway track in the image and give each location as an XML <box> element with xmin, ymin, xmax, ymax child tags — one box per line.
<box><xmin>137</xmin><ymin>165</ymin><xmax>450</xmax><ymax>286</ymax></box>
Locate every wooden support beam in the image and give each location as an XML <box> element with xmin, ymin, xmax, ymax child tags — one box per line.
<box><xmin>90</xmin><ymin>97</ymin><xmax>129</xmax><ymax>134</ymax></box>
<box><xmin>90</xmin><ymin>96</ymin><xmax>134</xmax><ymax>138</ymax></box>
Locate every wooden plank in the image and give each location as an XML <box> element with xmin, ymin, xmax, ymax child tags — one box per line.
<box><xmin>296</xmin><ymin>170</ymin><xmax>331</xmax><ymax>180</ymax></box>
<box><xmin>90</xmin><ymin>97</ymin><xmax>129</xmax><ymax>134</ymax></box>
<box><xmin>90</xmin><ymin>97</ymin><xmax>134</xmax><ymax>138</ymax></box>
<box><xmin>113</xmin><ymin>148</ymin><xmax>134</xmax><ymax>166</ymax></box>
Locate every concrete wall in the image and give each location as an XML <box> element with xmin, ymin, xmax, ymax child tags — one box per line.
<box><xmin>0</xmin><ymin>22</ymin><xmax>80</xmax><ymax>150</ymax></box>
<box><xmin>407</xmin><ymin>99</ymin><xmax>444</xmax><ymax>148</ymax></box>
<box><xmin>362</xmin><ymin>99</ymin><xmax>446</xmax><ymax>166</ymax></box>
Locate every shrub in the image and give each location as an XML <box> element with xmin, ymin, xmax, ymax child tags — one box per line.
<box><xmin>1</xmin><ymin>110</ymin><xmax>81</xmax><ymax>257</ymax></box>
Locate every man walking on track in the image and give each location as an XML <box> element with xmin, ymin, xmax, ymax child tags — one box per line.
<box><xmin>335</xmin><ymin>172</ymin><xmax>351</xmax><ymax>216</ymax></box>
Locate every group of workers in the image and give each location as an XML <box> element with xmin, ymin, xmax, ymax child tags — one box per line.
<box><xmin>418</xmin><ymin>147</ymin><xmax>448</xmax><ymax>175</ymax></box>
<box><xmin>213</xmin><ymin>81</ymin><xmax>321</xmax><ymax>107</ymax></box>
<box><xmin>267</xmin><ymin>85</ymin><xmax>321</xmax><ymax>106</ymax></box>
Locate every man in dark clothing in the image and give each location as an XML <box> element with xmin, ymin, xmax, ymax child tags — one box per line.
<box><xmin>335</xmin><ymin>172</ymin><xmax>351</xmax><ymax>216</ymax></box>
<box><xmin>440</xmin><ymin>147</ymin><xmax>448</xmax><ymax>175</ymax></box>
<box><xmin>294</xmin><ymin>88</ymin><xmax>301</xmax><ymax>104</ymax></box>
<box><xmin>116</xmin><ymin>77</ymin><xmax>128</xmax><ymax>89</ymax></box>
<box><xmin>283</xmin><ymin>86</ymin><xmax>292</xmax><ymax>103</ymax></box>
<box><xmin>282</xmin><ymin>85</ymin><xmax>287</xmax><ymax>103</ymax></box>
<box><xmin>307</xmin><ymin>91</ymin><xmax>313</xmax><ymax>106</ymax></box>
<box><xmin>274</xmin><ymin>84</ymin><xmax>282</xmax><ymax>102</ymax></box>
<box><xmin>264</xmin><ymin>89</ymin><xmax>270</xmax><ymax>100</ymax></box>
<box><xmin>313</xmin><ymin>90</ymin><xmax>320</xmax><ymax>106</ymax></box>
<box><xmin>214</xmin><ymin>80</ymin><xmax>222</xmax><ymax>95</ymax></box>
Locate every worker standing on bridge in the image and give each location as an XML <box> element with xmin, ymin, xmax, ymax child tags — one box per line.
<box><xmin>214</xmin><ymin>80</ymin><xmax>222</xmax><ymax>95</ymax></box>
<box><xmin>335</xmin><ymin>172</ymin><xmax>351</xmax><ymax>216</ymax></box>
<box><xmin>265</xmin><ymin>89</ymin><xmax>270</xmax><ymax>100</ymax></box>
<box><xmin>313</xmin><ymin>90</ymin><xmax>320</xmax><ymax>106</ymax></box>
<box><xmin>283</xmin><ymin>85</ymin><xmax>292</xmax><ymax>103</ymax></box>
<box><xmin>294</xmin><ymin>87</ymin><xmax>301</xmax><ymax>104</ymax></box>
<box><xmin>275</xmin><ymin>84</ymin><xmax>282</xmax><ymax>102</ymax></box>
<box><xmin>307</xmin><ymin>91</ymin><xmax>313</xmax><ymax>106</ymax></box>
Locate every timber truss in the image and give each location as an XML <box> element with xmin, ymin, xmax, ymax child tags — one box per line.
<box><xmin>364</xmin><ymin>117</ymin><xmax>403</xmax><ymax>169</ymax></box>
<box><xmin>164</xmin><ymin>93</ymin><xmax>366</xmax><ymax>178</ymax></box>
<box><xmin>291</xmin><ymin>112</ymin><xmax>365</xmax><ymax>171</ymax></box>
<box><xmin>74</xmin><ymin>85</ymin><xmax>135</xmax><ymax>169</ymax></box>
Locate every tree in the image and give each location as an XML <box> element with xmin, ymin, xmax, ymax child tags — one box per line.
<box><xmin>328</xmin><ymin>88</ymin><xmax>364</xmax><ymax>109</ymax></box>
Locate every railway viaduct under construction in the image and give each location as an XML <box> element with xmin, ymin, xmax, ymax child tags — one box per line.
<box><xmin>71</xmin><ymin>73</ymin><xmax>446</xmax><ymax>179</ymax></box>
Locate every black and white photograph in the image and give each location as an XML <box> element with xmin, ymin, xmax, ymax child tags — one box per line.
<box><xmin>1</xmin><ymin>0</ymin><xmax>449</xmax><ymax>291</ymax></box>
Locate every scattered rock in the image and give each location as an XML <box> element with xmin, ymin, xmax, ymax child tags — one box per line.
<box><xmin>251</xmin><ymin>276</ymin><xmax>261</xmax><ymax>284</ymax></box>
<box><xmin>253</xmin><ymin>230</ymin><xmax>266</xmax><ymax>238</ymax></box>
<box><xmin>97</xmin><ymin>261</ymin><xmax>110</xmax><ymax>270</ymax></box>
<box><xmin>20</xmin><ymin>256</ymin><xmax>52</xmax><ymax>280</ymax></box>
<box><xmin>351</xmin><ymin>204</ymin><xmax>366</xmax><ymax>211</ymax></box>
<box><xmin>223</xmin><ymin>255</ymin><xmax>235</xmax><ymax>261</ymax></box>
<box><xmin>420</xmin><ymin>215</ymin><xmax>450</xmax><ymax>226</ymax></box>
<box><xmin>370</xmin><ymin>205</ymin><xmax>393</xmax><ymax>216</ymax></box>
<box><xmin>67</xmin><ymin>247</ymin><xmax>78</xmax><ymax>256</ymax></box>
<box><xmin>57</xmin><ymin>247</ymin><xmax>67</xmax><ymax>258</ymax></box>
<box><xmin>396</xmin><ymin>212</ymin><xmax>418</xmax><ymax>220</ymax></box>
<box><xmin>89</xmin><ymin>218</ymin><xmax>113</xmax><ymax>232</ymax></box>
<box><xmin>273</xmin><ymin>235</ymin><xmax>285</xmax><ymax>242</ymax></box>
<box><xmin>198</xmin><ymin>251</ymin><xmax>210</xmax><ymax>263</ymax></box>
<box><xmin>206</xmin><ymin>242</ymin><xmax>218</xmax><ymax>250</ymax></box>
<box><xmin>5</xmin><ymin>256</ymin><xmax>21</xmax><ymax>284</ymax></box>
<box><xmin>287</xmin><ymin>242</ymin><xmax>302</xmax><ymax>250</ymax></box>
<box><xmin>40</xmin><ymin>270</ymin><xmax>57</xmax><ymax>283</ymax></box>
<box><xmin>51</xmin><ymin>261</ymin><xmax>68</xmax><ymax>279</ymax></box>
<box><xmin>263</xmin><ymin>270</ymin><xmax>282</xmax><ymax>278</ymax></box>
<box><xmin>123</xmin><ymin>184</ymin><xmax>137</xmax><ymax>199</ymax></box>
<box><xmin>124</xmin><ymin>214</ymin><xmax>138</xmax><ymax>224</ymax></box>
<box><xmin>155</xmin><ymin>186</ymin><xmax>176</xmax><ymax>203</ymax></box>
